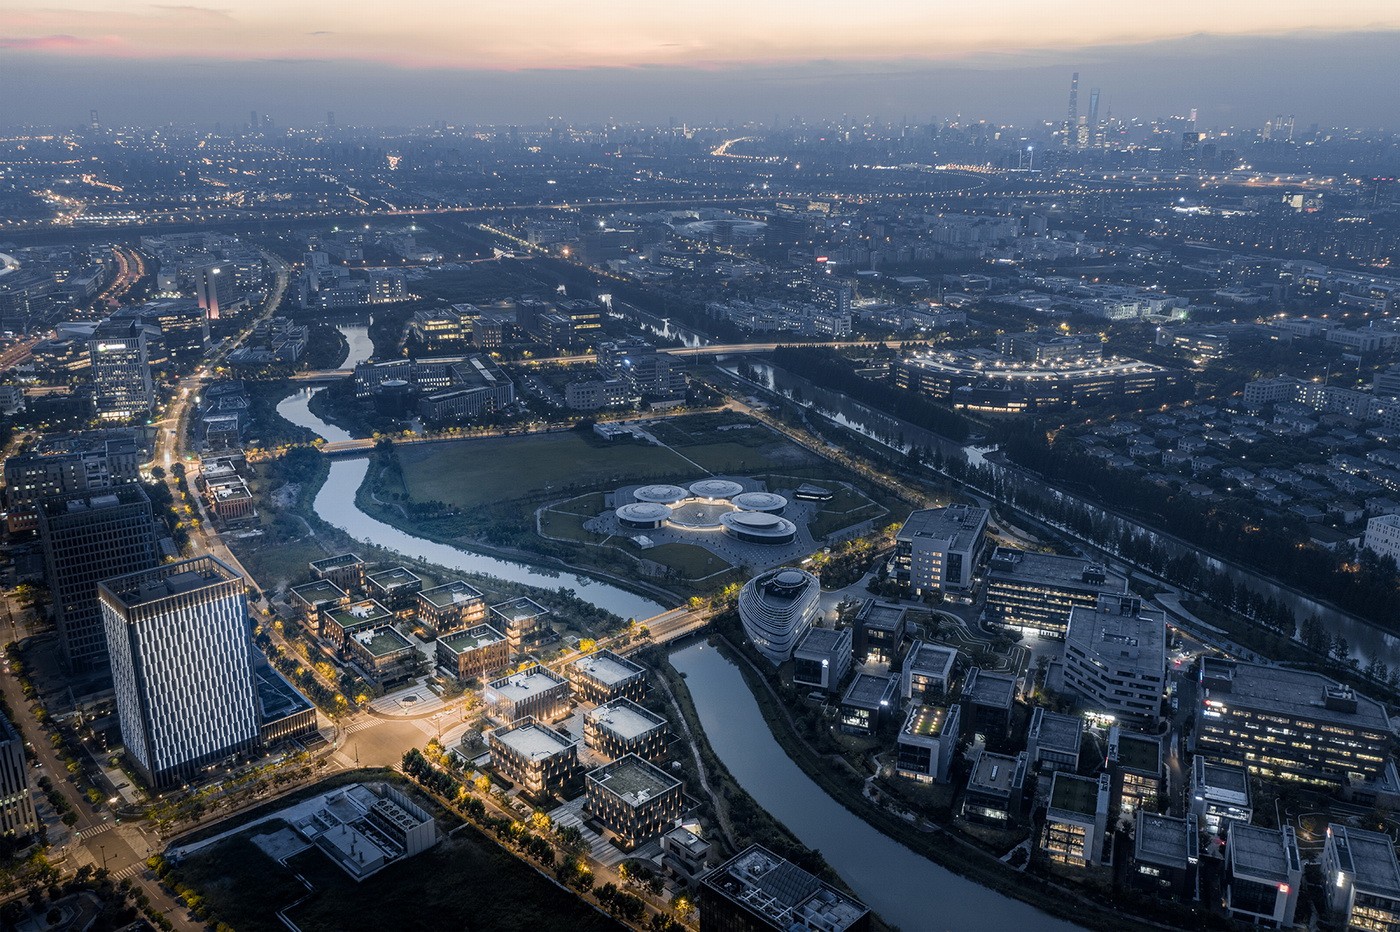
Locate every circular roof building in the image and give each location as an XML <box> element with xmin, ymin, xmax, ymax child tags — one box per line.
<box><xmin>689</xmin><ymin>478</ymin><xmax>744</xmax><ymax>501</ymax></box>
<box><xmin>633</xmin><ymin>484</ymin><xmax>689</xmax><ymax>504</ymax></box>
<box><xmin>737</xmin><ymin>567</ymin><xmax>821</xmax><ymax>665</ymax></box>
<box><xmin>721</xmin><ymin>511</ymin><xmax>798</xmax><ymax>545</ymax></box>
<box><xmin>615</xmin><ymin>502</ymin><xmax>672</xmax><ymax>530</ymax></box>
<box><xmin>732</xmin><ymin>491</ymin><xmax>788</xmax><ymax>515</ymax></box>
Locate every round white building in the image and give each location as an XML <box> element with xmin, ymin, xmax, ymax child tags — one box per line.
<box><xmin>615</xmin><ymin>502</ymin><xmax>672</xmax><ymax>530</ymax></box>
<box><xmin>737</xmin><ymin>568</ymin><xmax>821</xmax><ymax>665</ymax></box>
<box><xmin>732</xmin><ymin>491</ymin><xmax>788</xmax><ymax>515</ymax></box>
<box><xmin>633</xmin><ymin>484</ymin><xmax>689</xmax><ymax>505</ymax></box>
<box><xmin>688</xmin><ymin>478</ymin><xmax>744</xmax><ymax>501</ymax></box>
<box><xmin>720</xmin><ymin>511</ymin><xmax>798</xmax><ymax>545</ymax></box>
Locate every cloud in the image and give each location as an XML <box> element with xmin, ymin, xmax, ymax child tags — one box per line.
<box><xmin>307</xmin><ymin>30</ymin><xmax>334</xmax><ymax>36</ymax></box>
<box><xmin>0</xmin><ymin>34</ymin><xmax>127</xmax><ymax>52</ymax></box>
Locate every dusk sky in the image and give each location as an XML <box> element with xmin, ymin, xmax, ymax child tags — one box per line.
<box><xmin>4</xmin><ymin>2</ymin><xmax>1400</xmax><ymax>128</ymax></box>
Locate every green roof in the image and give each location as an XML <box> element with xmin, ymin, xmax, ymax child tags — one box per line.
<box><xmin>1049</xmin><ymin>773</ymin><xmax>1101</xmax><ymax>817</ymax></box>
<box><xmin>440</xmin><ymin>625</ymin><xmax>506</xmax><ymax>654</ymax></box>
<box><xmin>328</xmin><ymin>600</ymin><xmax>393</xmax><ymax>630</ymax></box>
<box><xmin>905</xmin><ymin>705</ymin><xmax>951</xmax><ymax>738</ymax></box>
<box><xmin>352</xmin><ymin>626</ymin><xmax>414</xmax><ymax>658</ymax></box>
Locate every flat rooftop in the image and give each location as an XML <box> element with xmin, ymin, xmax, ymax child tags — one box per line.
<box><xmin>328</xmin><ymin>600</ymin><xmax>393</xmax><ymax>630</ymax></box>
<box><xmin>353</xmin><ymin>626</ymin><xmax>414</xmax><ymax>658</ymax></box>
<box><xmin>897</xmin><ymin>504</ymin><xmax>988</xmax><ymax>553</ymax></box>
<box><xmin>968</xmin><ymin>751</ymin><xmax>1024</xmax><ymax>794</ymax></box>
<box><xmin>907</xmin><ymin>641</ymin><xmax>958</xmax><ymax>678</ymax></box>
<box><xmin>903</xmin><ymin>704</ymin><xmax>953</xmax><ymax>739</ymax></box>
<box><xmin>1114</xmin><ymin>731</ymin><xmax>1162</xmax><ymax>775</ymax></box>
<box><xmin>987</xmin><ymin>546</ymin><xmax>1129</xmax><ymax>592</ymax></box>
<box><xmin>418</xmin><ymin>580</ymin><xmax>483</xmax><ymax>608</ymax></box>
<box><xmin>1049</xmin><ymin>772</ymin><xmax>1102</xmax><ymax>818</ymax></box>
<box><xmin>1066</xmin><ymin>604</ymin><xmax>1166</xmax><ymax>673</ymax></box>
<box><xmin>858</xmin><ymin>602</ymin><xmax>906</xmax><ymax>632</ymax></box>
<box><xmin>1196</xmin><ymin>759</ymin><xmax>1250</xmax><ymax>796</ymax></box>
<box><xmin>1032</xmin><ymin>709</ymin><xmax>1083</xmax><ymax>753</ymax></box>
<box><xmin>438</xmin><ymin>624</ymin><xmax>506</xmax><ymax>654</ymax></box>
<box><xmin>1201</xmin><ymin>658</ymin><xmax>1390</xmax><ymax>731</ymax></box>
<box><xmin>1135</xmin><ymin>812</ymin><xmax>1194</xmax><ymax>867</ymax></box>
<box><xmin>1229</xmin><ymin>823</ymin><xmax>1298</xmax><ymax>883</ymax></box>
<box><xmin>367</xmin><ymin>566</ymin><xmax>421</xmax><ymax>589</ymax></box>
<box><xmin>588</xmin><ymin>698</ymin><xmax>666</xmax><ymax>740</ymax></box>
<box><xmin>1329</xmin><ymin>824</ymin><xmax>1400</xmax><ymax>900</ymax></box>
<box><xmin>964</xmin><ymin>668</ymin><xmax>1017</xmax><ymax>708</ymax></box>
<box><xmin>290</xmin><ymin>579</ymin><xmax>346</xmax><ymax>605</ymax></box>
<box><xmin>842</xmin><ymin>673</ymin><xmax>896</xmax><ymax>710</ymax></box>
<box><xmin>588</xmin><ymin>755</ymin><xmax>680</xmax><ymax>804</ymax></box>
<box><xmin>311</xmin><ymin>553</ymin><xmax>362</xmax><ymax>571</ymax></box>
<box><xmin>490</xmin><ymin>666</ymin><xmax>567</xmax><ymax>701</ymax></box>
<box><xmin>490</xmin><ymin>597</ymin><xmax>549</xmax><ymax>624</ymax></box>
<box><xmin>571</xmin><ymin>650</ymin><xmax>644</xmax><ymax>686</ymax></box>
<box><xmin>493</xmin><ymin>721</ymin><xmax>574</xmax><ymax>760</ymax></box>
<box><xmin>255</xmin><ymin>664</ymin><xmax>315</xmax><ymax>721</ymax></box>
<box><xmin>101</xmin><ymin>556</ymin><xmax>240</xmax><ymax>609</ymax></box>
<box><xmin>795</xmin><ymin>627</ymin><xmax>850</xmax><ymax>656</ymax></box>
<box><xmin>706</xmin><ymin>846</ymin><xmax>868</xmax><ymax>932</ymax></box>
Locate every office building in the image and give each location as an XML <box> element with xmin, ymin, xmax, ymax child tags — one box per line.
<box><xmin>1063</xmin><ymin>597</ymin><xmax>1166</xmax><ymax>724</ymax></box>
<box><xmin>310</xmin><ymin>553</ymin><xmax>365</xmax><ymax>592</ymax></box>
<box><xmin>737</xmin><ymin>568</ymin><xmax>821</xmax><ymax>665</ymax></box>
<box><xmin>1042</xmin><ymin>772</ymin><xmax>1112</xmax><ymax>867</ymax></box>
<box><xmin>195</xmin><ymin>263</ymin><xmax>241</xmax><ymax>320</ymax></box>
<box><xmin>484</xmin><ymin>665</ymin><xmax>571</xmax><ymax>724</ymax></box>
<box><xmin>1364</xmin><ymin>514</ymin><xmax>1400</xmax><ymax>565</ymax></box>
<box><xmin>586</xmin><ymin>754</ymin><xmax>684</xmax><ymax>850</ymax></box>
<box><xmin>892</xmin><ymin>505</ymin><xmax>989</xmax><ymax>594</ymax></box>
<box><xmin>984</xmin><ymin>547</ymin><xmax>1129</xmax><ymax>638</ymax></box>
<box><xmin>365</xmin><ymin>566</ymin><xmax>422</xmax><ymax>613</ymax></box>
<box><xmin>488</xmin><ymin>717</ymin><xmax>579</xmax><ymax>796</ymax></box>
<box><xmin>1189</xmin><ymin>757</ymin><xmax>1252</xmax><ymax>834</ymax></box>
<box><xmin>38</xmin><ymin>486</ymin><xmax>159</xmax><ymax>671</ymax></box>
<box><xmin>322</xmin><ymin>600</ymin><xmax>394</xmax><ymax>649</ymax></box>
<box><xmin>902</xmin><ymin>641</ymin><xmax>959</xmax><ymax>701</ymax></box>
<box><xmin>567</xmin><ymin>649</ymin><xmax>647</xmax><ymax>704</ymax></box>
<box><xmin>700</xmin><ymin>845</ymin><xmax>871</xmax><ymax>932</ymax></box>
<box><xmin>3</xmin><ymin>430</ymin><xmax>144</xmax><ymax>533</ymax></box>
<box><xmin>961</xmin><ymin>750</ymin><xmax>1028</xmax><ymax>824</ymax></box>
<box><xmin>288</xmin><ymin>579</ymin><xmax>348</xmax><ymax>630</ymax></box>
<box><xmin>302</xmin><ymin>784</ymin><xmax>438</xmax><ymax>882</ymax></box>
<box><xmin>1027</xmin><ymin>707</ymin><xmax>1083</xmax><ymax>773</ymax></box>
<box><xmin>99</xmin><ymin>556</ymin><xmax>260</xmax><ymax>789</ymax></box>
<box><xmin>1196</xmin><ymin>658</ymin><xmax>1393</xmax><ymax>786</ymax></box>
<box><xmin>1109</xmin><ymin>727</ymin><xmax>1163</xmax><ymax>819</ymax></box>
<box><xmin>1128</xmin><ymin>812</ymin><xmax>1197</xmax><ymax>900</ymax></box>
<box><xmin>1323</xmin><ymin>823</ymin><xmax>1400</xmax><ymax>932</ymax></box>
<box><xmin>662</xmin><ymin>822</ymin><xmax>711</xmax><ymax>882</ymax></box>
<box><xmin>838</xmin><ymin>673</ymin><xmax>898</xmax><ymax>735</ymax></box>
<box><xmin>895</xmin><ymin>704</ymin><xmax>960</xmax><ymax>784</ymax></box>
<box><xmin>584</xmin><ymin>698</ymin><xmax>669</xmax><ymax>763</ymax></box>
<box><xmin>89</xmin><ymin>319</ymin><xmax>155</xmax><ymax>420</ymax></box>
<box><xmin>0</xmin><ymin>710</ymin><xmax>37</xmax><ymax>836</ymax></box>
<box><xmin>1224</xmin><ymin>823</ymin><xmax>1302</xmax><ymax>928</ymax></box>
<box><xmin>792</xmin><ymin>627</ymin><xmax>853</xmax><ymax>693</ymax></box>
<box><xmin>434</xmin><ymin>625</ymin><xmax>509</xmax><ymax>683</ymax></box>
<box><xmin>489</xmin><ymin>597</ymin><xmax>554</xmax><ymax>657</ymax></box>
<box><xmin>961</xmin><ymin>667</ymin><xmax>1019</xmax><ymax>738</ymax></box>
<box><xmin>414</xmin><ymin>581</ymin><xmax>486</xmax><ymax>635</ymax></box>
<box><xmin>852</xmin><ymin>600</ymin><xmax>906</xmax><ymax>665</ymax></box>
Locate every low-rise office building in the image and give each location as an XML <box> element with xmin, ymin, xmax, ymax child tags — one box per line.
<box><xmin>661</xmin><ymin>822</ymin><xmax>711</xmax><ymax>882</ymax></box>
<box><xmin>1109</xmin><ymin>727</ymin><xmax>1164</xmax><ymax>819</ymax></box>
<box><xmin>322</xmin><ymin>599</ymin><xmax>394</xmax><ymax>650</ymax></box>
<box><xmin>1323</xmin><ymin>823</ymin><xmax>1400</xmax><ymax>932</ymax></box>
<box><xmin>288</xmin><ymin>579</ymin><xmax>348</xmax><ymax>629</ymax></box>
<box><xmin>853</xmin><ymin>600</ymin><xmax>906</xmax><ymax>665</ymax></box>
<box><xmin>489</xmin><ymin>597</ymin><xmax>554</xmax><ymax>657</ymax></box>
<box><xmin>792</xmin><ymin>627</ymin><xmax>852</xmax><ymax>692</ymax></box>
<box><xmin>488</xmin><ymin>717</ymin><xmax>579</xmax><ymax>796</ymax></box>
<box><xmin>962</xmin><ymin>750</ymin><xmax>1028</xmax><ymax>824</ymax></box>
<box><xmin>1027</xmin><ymin>707</ymin><xmax>1083</xmax><ymax>773</ymax></box>
<box><xmin>1190</xmin><ymin>757</ymin><xmax>1252</xmax><ymax>834</ymax></box>
<box><xmin>961</xmin><ymin>667</ymin><xmax>1019</xmax><ymax>738</ymax></box>
<box><xmin>346</xmin><ymin>625</ymin><xmax>417</xmax><ymax>682</ymax></box>
<box><xmin>1042</xmin><ymin>772</ymin><xmax>1112</xmax><ymax>867</ymax></box>
<box><xmin>435</xmin><ymin>624</ymin><xmax>510</xmax><ymax>683</ymax></box>
<box><xmin>891</xmin><ymin>505</ymin><xmax>989</xmax><ymax>594</ymax></box>
<box><xmin>1196</xmin><ymin>658</ymin><xmax>1393</xmax><ymax>786</ymax></box>
<box><xmin>1224</xmin><ymin>823</ymin><xmax>1302</xmax><ymax>928</ymax></box>
<box><xmin>584</xmin><ymin>698</ymin><xmax>669</xmax><ymax>762</ymax></box>
<box><xmin>586</xmin><ymin>754</ymin><xmax>684</xmax><ymax>850</ymax></box>
<box><xmin>838</xmin><ymin>673</ymin><xmax>898</xmax><ymax>735</ymax></box>
<box><xmin>1063</xmin><ymin>597</ymin><xmax>1166</xmax><ymax>724</ymax></box>
<box><xmin>365</xmin><ymin>566</ymin><xmax>423</xmax><ymax>613</ymax></box>
<box><xmin>568</xmin><ymin>649</ymin><xmax>647</xmax><ymax>704</ymax></box>
<box><xmin>895</xmin><ymin>704</ymin><xmax>960</xmax><ymax>784</ymax></box>
<box><xmin>901</xmin><ymin>640</ymin><xmax>959</xmax><ymax>701</ymax></box>
<box><xmin>415</xmin><ymin>581</ymin><xmax>486</xmax><ymax>636</ymax></box>
<box><xmin>484</xmin><ymin>664</ymin><xmax>571</xmax><ymax>724</ymax></box>
<box><xmin>1129</xmin><ymin>811</ymin><xmax>1197</xmax><ymax>900</ymax></box>
<box><xmin>700</xmin><ymin>845</ymin><xmax>871</xmax><ymax>932</ymax></box>
<box><xmin>984</xmin><ymin>547</ymin><xmax>1129</xmax><ymax>638</ymax></box>
<box><xmin>310</xmin><ymin>553</ymin><xmax>365</xmax><ymax>593</ymax></box>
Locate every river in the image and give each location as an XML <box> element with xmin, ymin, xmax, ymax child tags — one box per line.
<box><xmin>670</xmin><ymin>642</ymin><xmax>1081</xmax><ymax>932</ymax></box>
<box><xmin>277</xmin><ymin>324</ymin><xmax>666</xmax><ymax>622</ymax></box>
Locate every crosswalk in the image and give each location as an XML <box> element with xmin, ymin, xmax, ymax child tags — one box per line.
<box><xmin>76</xmin><ymin>823</ymin><xmax>113</xmax><ymax>841</ymax></box>
<box><xmin>112</xmin><ymin>863</ymin><xmax>142</xmax><ymax>881</ymax></box>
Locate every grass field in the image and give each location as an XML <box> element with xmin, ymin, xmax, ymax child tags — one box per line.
<box><xmin>174</xmin><ymin>823</ymin><xmax>619</xmax><ymax>932</ymax></box>
<box><xmin>641</xmin><ymin>543</ymin><xmax>733</xmax><ymax>579</ymax></box>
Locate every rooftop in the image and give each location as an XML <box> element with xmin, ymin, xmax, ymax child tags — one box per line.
<box><xmin>1049</xmin><ymin>772</ymin><xmax>1103</xmax><ymax>818</ymax></box>
<box><xmin>328</xmin><ymin>600</ymin><xmax>394</xmax><ymax>630</ymax></box>
<box><xmin>1135</xmin><ymin>812</ymin><xmax>1194</xmax><ymax>867</ymax></box>
<box><xmin>588</xmin><ymin>754</ymin><xmax>680</xmax><ymax>805</ymax></box>
<box><xmin>857</xmin><ymin>601</ymin><xmax>906</xmax><ymax>633</ymax></box>
<box><xmin>311</xmin><ymin>553</ymin><xmax>362</xmax><ymax>572</ymax></box>
<box><xmin>1195</xmin><ymin>758</ymin><xmax>1250</xmax><ymax>797</ymax></box>
<box><xmin>1329</xmin><ymin>824</ymin><xmax>1400</xmax><ymax>900</ymax></box>
<box><xmin>418</xmin><ymin>580</ymin><xmax>483</xmax><ymax>608</ymax></box>
<box><xmin>1031</xmin><ymin>708</ymin><xmax>1083</xmax><ymax>753</ymax></box>
<box><xmin>489</xmin><ymin>665</ymin><xmax>568</xmax><ymax>701</ymax></box>
<box><xmin>968</xmin><ymin>751</ymin><xmax>1025</xmax><ymax>794</ymax></box>
<box><xmin>987</xmin><ymin>546</ymin><xmax>1129</xmax><ymax>593</ymax></box>
<box><xmin>587</xmin><ymin>698</ymin><xmax>667</xmax><ymax>741</ymax></box>
<box><xmin>794</xmin><ymin>627</ymin><xmax>851</xmax><ymax>657</ymax></box>
<box><xmin>897</xmin><ymin>504</ymin><xmax>988</xmax><ymax>552</ymax></box>
<box><xmin>438</xmin><ymin>624</ymin><xmax>506</xmax><ymax>655</ymax></box>
<box><xmin>492</xmin><ymin>720</ymin><xmax>575</xmax><ymax>761</ymax></box>
<box><xmin>906</xmin><ymin>641</ymin><xmax>958</xmax><ymax>678</ymax></box>
<box><xmin>490</xmin><ymin>597</ymin><xmax>550</xmax><ymax>624</ymax></box>
<box><xmin>1201</xmin><ymin>658</ymin><xmax>1391</xmax><ymax>731</ymax></box>
<box><xmin>964</xmin><ymin>667</ymin><xmax>1017</xmax><ymax>709</ymax></box>
<box><xmin>1112</xmin><ymin>730</ymin><xmax>1162</xmax><ymax>775</ymax></box>
<box><xmin>100</xmin><ymin>555</ymin><xmax>240</xmax><ymax>609</ymax></box>
<box><xmin>1229</xmin><ymin>823</ymin><xmax>1300</xmax><ymax>883</ymax></box>
<box><xmin>571</xmin><ymin>649</ymin><xmax>644</xmax><ymax>687</ymax></box>
<box><xmin>841</xmin><ymin>673</ymin><xmax>897</xmax><ymax>710</ymax></box>
<box><xmin>704</xmin><ymin>845</ymin><xmax>869</xmax><ymax>932</ymax></box>
<box><xmin>255</xmin><ymin>664</ymin><xmax>315</xmax><ymax>722</ymax></box>
<box><xmin>903</xmin><ymin>704</ymin><xmax>954</xmax><ymax>739</ymax></box>
<box><xmin>367</xmin><ymin>566</ymin><xmax>421</xmax><ymax>589</ymax></box>
<box><xmin>1066</xmin><ymin>600</ymin><xmax>1166</xmax><ymax>672</ymax></box>
<box><xmin>290</xmin><ymin>579</ymin><xmax>346</xmax><ymax>606</ymax></box>
<box><xmin>352</xmin><ymin>626</ymin><xmax>414</xmax><ymax>658</ymax></box>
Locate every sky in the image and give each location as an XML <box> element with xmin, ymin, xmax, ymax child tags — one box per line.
<box><xmin>3</xmin><ymin>2</ymin><xmax>1399</xmax><ymax>128</ymax></box>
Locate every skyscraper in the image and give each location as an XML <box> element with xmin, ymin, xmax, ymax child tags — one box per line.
<box><xmin>0</xmin><ymin>709</ymin><xmax>37</xmax><ymax>836</ymax></box>
<box><xmin>99</xmin><ymin>556</ymin><xmax>261</xmax><ymax>789</ymax></box>
<box><xmin>1065</xmin><ymin>72</ymin><xmax>1080</xmax><ymax>148</ymax></box>
<box><xmin>37</xmin><ymin>486</ymin><xmax>159</xmax><ymax>672</ymax></box>
<box><xmin>89</xmin><ymin>319</ymin><xmax>155</xmax><ymax>421</ymax></box>
<box><xmin>1087</xmin><ymin>89</ymin><xmax>1101</xmax><ymax>148</ymax></box>
<box><xmin>194</xmin><ymin>263</ymin><xmax>239</xmax><ymax>320</ymax></box>
<box><xmin>89</xmin><ymin>109</ymin><xmax>99</xmax><ymax>130</ymax></box>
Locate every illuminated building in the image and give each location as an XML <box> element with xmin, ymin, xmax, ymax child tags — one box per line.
<box><xmin>567</xmin><ymin>649</ymin><xmax>647</xmax><ymax>704</ymax></box>
<box><xmin>985</xmin><ymin>547</ymin><xmax>1128</xmax><ymax>638</ymax></box>
<box><xmin>961</xmin><ymin>750</ymin><xmax>1027</xmax><ymax>824</ymax></box>
<box><xmin>895</xmin><ymin>704</ymin><xmax>960</xmax><ymax>783</ymax></box>
<box><xmin>0</xmin><ymin>711</ymin><xmax>37</xmax><ymax>835</ymax></box>
<box><xmin>852</xmin><ymin>600</ymin><xmax>906</xmax><ymax>665</ymax></box>
<box><xmin>961</xmin><ymin>667</ymin><xmax>1018</xmax><ymax>738</ymax></box>
<box><xmin>737</xmin><ymin>568</ymin><xmax>820</xmax><ymax>665</ymax></box>
<box><xmin>792</xmin><ymin>627</ymin><xmax>852</xmax><ymax>693</ymax></box>
<box><xmin>891</xmin><ymin>505</ymin><xmax>988</xmax><ymax>594</ymax></box>
<box><xmin>1322</xmin><ymin>823</ymin><xmax>1400</xmax><ymax>932</ymax></box>
<box><xmin>435</xmin><ymin>625</ymin><xmax>509</xmax><ymax>683</ymax></box>
<box><xmin>1128</xmin><ymin>812</ymin><xmax>1197</xmax><ymax>900</ymax></box>
<box><xmin>1041</xmin><ymin>772</ymin><xmax>1111</xmax><ymax>867</ymax></box>
<box><xmin>1190</xmin><ymin>757</ymin><xmax>1252</xmax><ymax>834</ymax></box>
<box><xmin>3</xmin><ymin>429</ymin><xmax>143</xmax><ymax>533</ymax></box>
<box><xmin>1109</xmin><ymin>726</ymin><xmax>1163</xmax><ymax>819</ymax></box>
<box><xmin>488</xmin><ymin>717</ymin><xmax>578</xmax><ymax>796</ymax></box>
<box><xmin>585</xmin><ymin>754</ymin><xmax>683</xmax><ymax>850</ymax></box>
<box><xmin>1224</xmin><ymin>823</ymin><xmax>1301</xmax><ymax>928</ymax></box>
<box><xmin>1062</xmin><ymin>597</ymin><xmax>1166</xmax><ymax>724</ymax></box>
<box><xmin>484</xmin><ymin>664</ymin><xmax>570</xmax><ymax>724</ymax></box>
<box><xmin>584</xmin><ymin>698</ymin><xmax>669</xmax><ymax>763</ymax></box>
<box><xmin>415</xmin><ymin>581</ymin><xmax>487</xmax><ymax>636</ymax></box>
<box><xmin>700</xmin><ymin>845</ymin><xmax>871</xmax><ymax>932</ymax></box>
<box><xmin>1027</xmin><ymin>707</ymin><xmax>1082</xmax><ymax>773</ymax></box>
<box><xmin>89</xmin><ymin>319</ymin><xmax>155</xmax><ymax>420</ymax></box>
<box><xmin>901</xmin><ymin>640</ymin><xmax>958</xmax><ymax>701</ymax></box>
<box><xmin>837</xmin><ymin>673</ymin><xmax>897</xmax><ymax>735</ymax></box>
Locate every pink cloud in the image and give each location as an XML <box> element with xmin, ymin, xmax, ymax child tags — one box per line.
<box><xmin>0</xmin><ymin>33</ymin><xmax>129</xmax><ymax>53</ymax></box>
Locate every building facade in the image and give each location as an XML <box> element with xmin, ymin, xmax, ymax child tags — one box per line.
<box><xmin>737</xmin><ymin>568</ymin><xmax>821</xmax><ymax>665</ymax></box>
<box><xmin>891</xmin><ymin>505</ymin><xmax>989</xmax><ymax>594</ymax></box>
<box><xmin>1323</xmin><ymin>823</ymin><xmax>1400</xmax><ymax>932</ymax></box>
<box><xmin>0</xmin><ymin>710</ymin><xmax>37</xmax><ymax>836</ymax></box>
<box><xmin>984</xmin><ymin>547</ymin><xmax>1129</xmax><ymax>638</ymax></box>
<box><xmin>1062</xmin><ymin>597</ymin><xmax>1166</xmax><ymax>724</ymax></box>
<box><xmin>585</xmin><ymin>754</ymin><xmax>684</xmax><ymax>850</ymax></box>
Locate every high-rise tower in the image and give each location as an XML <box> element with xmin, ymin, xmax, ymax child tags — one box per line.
<box><xmin>100</xmin><ymin>556</ymin><xmax>261</xmax><ymax>789</ymax></box>
<box><xmin>1065</xmin><ymin>73</ymin><xmax>1080</xmax><ymax>148</ymax></box>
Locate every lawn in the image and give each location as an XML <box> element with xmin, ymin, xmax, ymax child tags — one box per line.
<box><xmin>397</xmin><ymin>432</ymin><xmax>695</xmax><ymax>510</ymax></box>
<box><xmin>643</xmin><ymin>542</ymin><xmax>734</xmax><ymax>580</ymax></box>
<box><xmin>174</xmin><ymin>822</ymin><xmax>620</xmax><ymax>932</ymax></box>
<box><xmin>538</xmin><ymin>508</ymin><xmax>600</xmax><ymax>543</ymax></box>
